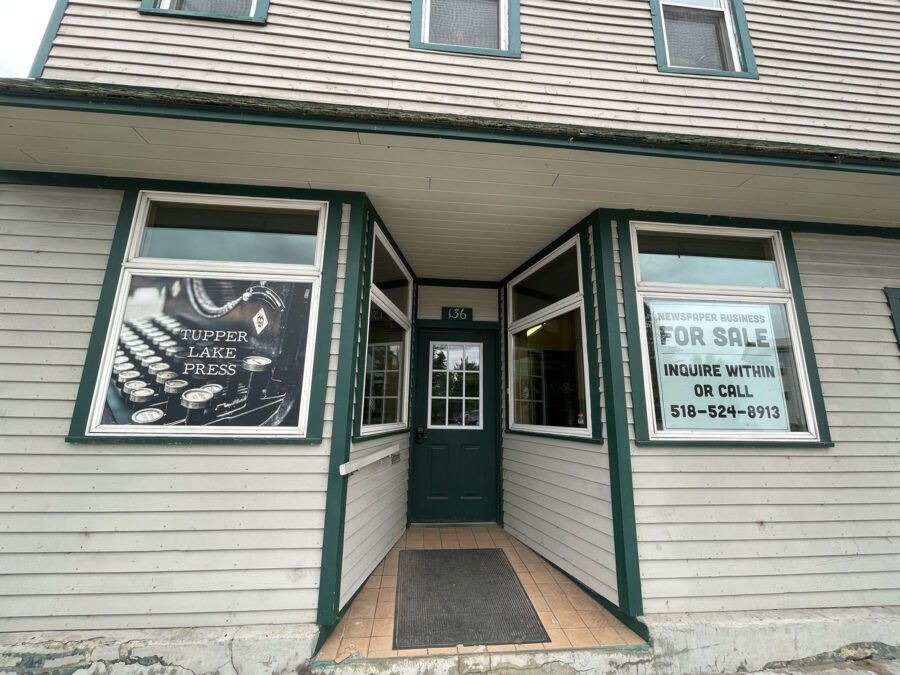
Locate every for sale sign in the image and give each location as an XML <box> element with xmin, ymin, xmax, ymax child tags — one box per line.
<box><xmin>649</xmin><ymin>300</ymin><xmax>790</xmax><ymax>431</ymax></box>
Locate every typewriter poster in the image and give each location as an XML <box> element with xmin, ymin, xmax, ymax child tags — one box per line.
<box><xmin>98</xmin><ymin>273</ymin><xmax>315</xmax><ymax>431</ymax></box>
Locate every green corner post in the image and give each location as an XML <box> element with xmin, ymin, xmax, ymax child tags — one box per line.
<box><xmin>592</xmin><ymin>212</ymin><xmax>645</xmax><ymax>620</ymax></box>
<box><xmin>315</xmin><ymin>197</ymin><xmax>369</xmax><ymax>648</ymax></box>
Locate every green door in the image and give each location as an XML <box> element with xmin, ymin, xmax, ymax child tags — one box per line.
<box><xmin>411</xmin><ymin>330</ymin><xmax>498</xmax><ymax>522</ymax></box>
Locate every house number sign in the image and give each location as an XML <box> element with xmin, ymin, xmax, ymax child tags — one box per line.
<box><xmin>442</xmin><ymin>307</ymin><xmax>474</xmax><ymax>322</ymax></box>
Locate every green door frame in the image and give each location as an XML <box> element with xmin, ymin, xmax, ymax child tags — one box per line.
<box><xmin>409</xmin><ymin>326</ymin><xmax>502</xmax><ymax>523</ymax></box>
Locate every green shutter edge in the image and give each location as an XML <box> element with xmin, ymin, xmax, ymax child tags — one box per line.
<box><xmin>62</xmin><ymin>177</ymin><xmax>363</xmax><ymax>445</ymax></box>
<box><xmin>592</xmin><ymin>213</ymin><xmax>645</xmax><ymax>619</ymax></box>
<box><xmin>612</xmin><ymin>209</ymin><xmax>833</xmax><ymax>448</ymax></box>
<box><xmin>28</xmin><ymin>0</ymin><xmax>69</xmax><ymax>79</ymax></box>
<box><xmin>409</xmin><ymin>0</ymin><xmax>521</xmax><ymax>58</ymax></box>
<box><xmin>501</xmin><ymin>215</ymin><xmax>604</xmax><ymax>443</ymax></box>
<box><xmin>648</xmin><ymin>0</ymin><xmax>758</xmax><ymax>78</ymax></box>
<box><xmin>351</xmin><ymin>198</ymin><xmax>417</xmax><ymax>442</ymax></box>
<box><xmin>138</xmin><ymin>0</ymin><xmax>270</xmax><ymax>24</ymax></box>
<box><xmin>887</xmin><ymin>288</ymin><xmax>900</xmax><ymax>351</ymax></box>
<box><xmin>315</xmin><ymin>196</ymin><xmax>368</xmax><ymax>644</ymax></box>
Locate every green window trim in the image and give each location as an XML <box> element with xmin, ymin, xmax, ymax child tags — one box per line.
<box><xmin>614</xmin><ymin>209</ymin><xmax>832</xmax><ymax>447</ymax></box>
<box><xmin>409</xmin><ymin>0</ymin><xmax>522</xmax><ymax>59</ymax></box>
<box><xmin>66</xmin><ymin>181</ymin><xmax>361</xmax><ymax>444</ymax></box>
<box><xmin>138</xmin><ymin>0</ymin><xmax>270</xmax><ymax>24</ymax></box>
<box><xmin>648</xmin><ymin>0</ymin><xmax>758</xmax><ymax>79</ymax></box>
<box><xmin>500</xmin><ymin>216</ymin><xmax>604</xmax><ymax>443</ymax></box>
<box><xmin>887</xmin><ymin>288</ymin><xmax>900</xmax><ymax>351</ymax></box>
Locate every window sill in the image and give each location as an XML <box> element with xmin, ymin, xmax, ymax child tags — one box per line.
<box><xmin>138</xmin><ymin>8</ymin><xmax>267</xmax><ymax>25</ymax></box>
<box><xmin>656</xmin><ymin>64</ymin><xmax>758</xmax><ymax>79</ymax></box>
<box><xmin>506</xmin><ymin>427</ymin><xmax>600</xmax><ymax>444</ymax></box>
<box><xmin>409</xmin><ymin>40</ymin><xmax>521</xmax><ymax>59</ymax></box>
<box><xmin>353</xmin><ymin>426</ymin><xmax>409</xmax><ymax>443</ymax></box>
<box><xmin>66</xmin><ymin>434</ymin><xmax>324</xmax><ymax>445</ymax></box>
<box><xmin>635</xmin><ymin>439</ymin><xmax>834</xmax><ymax>448</ymax></box>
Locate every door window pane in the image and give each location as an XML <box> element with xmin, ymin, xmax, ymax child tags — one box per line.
<box><xmin>429</xmin><ymin>0</ymin><xmax>500</xmax><ymax>49</ymax></box>
<box><xmin>511</xmin><ymin>246</ymin><xmax>580</xmax><ymax>321</ymax></box>
<box><xmin>512</xmin><ymin>309</ymin><xmax>587</xmax><ymax>429</ymax></box>
<box><xmin>637</xmin><ymin>231</ymin><xmax>780</xmax><ymax>288</ymax></box>
<box><xmin>139</xmin><ymin>202</ymin><xmax>320</xmax><ymax>266</ymax></box>
<box><xmin>429</xmin><ymin>341</ymin><xmax>482</xmax><ymax>429</ymax></box>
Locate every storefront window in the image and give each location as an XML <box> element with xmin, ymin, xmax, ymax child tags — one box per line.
<box><xmin>360</xmin><ymin>225</ymin><xmax>412</xmax><ymax>433</ymax></box>
<box><xmin>631</xmin><ymin>221</ymin><xmax>820</xmax><ymax>442</ymax></box>
<box><xmin>507</xmin><ymin>239</ymin><xmax>591</xmax><ymax>436</ymax></box>
<box><xmin>86</xmin><ymin>191</ymin><xmax>327</xmax><ymax>437</ymax></box>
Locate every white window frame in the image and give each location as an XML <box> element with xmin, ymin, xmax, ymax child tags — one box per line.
<box><xmin>659</xmin><ymin>0</ymin><xmax>741</xmax><ymax>72</ymax></box>
<box><xmin>86</xmin><ymin>190</ymin><xmax>328</xmax><ymax>438</ymax></box>
<box><xmin>506</xmin><ymin>237</ymin><xmax>593</xmax><ymax>438</ymax></box>
<box><xmin>422</xmin><ymin>0</ymin><xmax>510</xmax><ymax>51</ymax></box>
<box><xmin>157</xmin><ymin>0</ymin><xmax>258</xmax><ymax>14</ymax></box>
<box><xmin>630</xmin><ymin>220</ymin><xmax>821</xmax><ymax>443</ymax></box>
<box><xmin>427</xmin><ymin>340</ymin><xmax>485</xmax><ymax>430</ymax></box>
<box><xmin>360</xmin><ymin>224</ymin><xmax>413</xmax><ymax>436</ymax></box>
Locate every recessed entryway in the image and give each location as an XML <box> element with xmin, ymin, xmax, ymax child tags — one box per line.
<box><xmin>312</xmin><ymin>525</ymin><xmax>644</xmax><ymax>665</ymax></box>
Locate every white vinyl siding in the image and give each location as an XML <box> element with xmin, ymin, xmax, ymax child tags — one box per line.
<box><xmin>38</xmin><ymin>0</ymin><xmax>900</xmax><ymax>155</ymax></box>
<box><xmin>339</xmin><ymin>434</ymin><xmax>409</xmax><ymax>608</ymax></box>
<box><xmin>502</xmin><ymin>228</ymin><xmax>618</xmax><ymax>605</ymax></box>
<box><xmin>417</xmin><ymin>285</ymin><xmax>499</xmax><ymax>322</ymax></box>
<box><xmin>0</xmin><ymin>184</ymin><xmax>349</xmax><ymax>631</ymax></box>
<box><xmin>615</xmin><ymin>221</ymin><xmax>900</xmax><ymax>613</ymax></box>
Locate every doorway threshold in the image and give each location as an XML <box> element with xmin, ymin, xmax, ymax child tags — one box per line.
<box><xmin>311</xmin><ymin>525</ymin><xmax>646</xmax><ymax>672</ymax></box>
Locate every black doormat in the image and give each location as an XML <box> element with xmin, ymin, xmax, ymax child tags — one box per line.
<box><xmin>394</xmin><ymin>548</ymin><xmax>550</xmax><ymax>649</ymax></box>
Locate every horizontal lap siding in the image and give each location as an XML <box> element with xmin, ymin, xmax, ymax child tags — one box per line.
<box><xmin>616</xmin><ymin>222</ymin><xmax>900</xmax><ymax>613</ymax></box>
<box><xmin>502</xmin><ymin>229</ymin><xmax>618</xmax><ymax>605</ymax></box>
<box><xmin>0</xmin><ymin>184</ymin><xmax>348</xmax><ymax>631</ymax></box>
<box><xmin>417</xmin><ymin>286</ymin><xmax>499</xmax><ymax>322</ymax></box>
<box><xmin>40</xmin><ymin>0</ymin><xmax>900</xmax><ymax>155</ymax></box>
<box><xmin>339</xmin><ymin>434</ymin><xmax>409</xmax><ymax>608</ymax></box>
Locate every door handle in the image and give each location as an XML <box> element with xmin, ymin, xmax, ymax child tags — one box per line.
<box><xmin>415</xmin><ymin>427</ymin><xmax>426</xmax><ymax>444</ymax></box>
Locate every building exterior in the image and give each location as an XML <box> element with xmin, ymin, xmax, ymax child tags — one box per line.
<box><xmin>0</xmin><ymin>0</ymin><xmax>899</xmax><ymax>673</ymax></box>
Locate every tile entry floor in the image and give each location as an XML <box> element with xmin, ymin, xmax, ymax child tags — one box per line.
<box><xmin>314</xmin><ymin>525</ymin><xmax>645</xmax><ymax>663</ymax></box>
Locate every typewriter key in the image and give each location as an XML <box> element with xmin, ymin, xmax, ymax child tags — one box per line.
<box><xmin>242</xmin><ymin>355</ymin><xmax>273</xmax><ymax>372</ymax></box>
<box><xmin>134</xmin><ymin>348</ymin><xmax>155</xmax><ymax>360</ymax></box>
<box><xmin>128</xmin><ymin>387</ymin><xmax>156</xmax><ymax>409</ymax></box>
<box><xmin>113</xmin><ymin>355</ymin><xmax>130</xmax><ymax>365</ymax></box>
<box><xmin>141</xmin><ymin>355</ymin><xmax>163</xmax><ymax>368</ymax></box>
<box><xmin>113</xmin><ymin>361</ymin><xmax>135</xmax><ymax>373</ymax></box>
<box><xmin>180</xmin><ymin>388</ymin><xmax>214</xmax><ymax>423</ymax></box>
<box><xmin>147</xmin><ymin>362</ymin><xmax>170</xmax><ymax>375</ymax></box>
<box><xmin>117</xmin><ymin>369</ymin><xmax>141</xmax><ymax>384</ymax></box>
<box><xmin>165</xmin><ymin>345</ymin><xmax>184</xmax><ymax>358</ymax></box>
<box><xmin>202</xmin><ymin>383</ymin><xmax>224</xmax><ymax>398</ymax></box>
<box><xmin>164</xmin><ymin>378</ymin><xmax>190</xmax><ymax>395</ymax></box>
<box><xmin>123</xmin><ymin>380</ymin><xmax>149</xmax><ymax>394</ymax></box>
<box><xmin>156</xmin><ymin>370</ymin><xmax>179</xmax><ymax>384</ymax></box>
<box><xmin>158</xmin><ymin>339</ymin><xmax>177</xmax><ymax>350</ymax></box>
<box><xmin>131</xmin><ymin>407</ymin><xmax>164</xmax><ymax>425</ymax></box>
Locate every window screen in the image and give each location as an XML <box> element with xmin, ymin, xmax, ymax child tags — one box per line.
<box><xmin>663</xmin><ymin>4</ymin><xmax>733</xmax><ymax>70</ymax></box>
<box><xmin>429</xmin><ymin>0</ymin><xmax>500</xmax><ymax>49</ymax></box>
<box><xmin>166</xmin><ymin>0</ymin><xmax>254</xmax><ymax>15</ymax></box>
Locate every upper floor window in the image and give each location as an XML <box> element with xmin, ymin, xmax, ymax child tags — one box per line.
<box><xmin>650</xmin><ymin>0</ymin><xmax>757</xmax><ymax>77</ymax></box>
<box><xmin>410</xmin><ymin>0</ymin><xmax>521</xmax><ymax>58</ymax></box>
<box><xmin>139</xmin><ymin>0</ymin><xmax>270</xmax><ymax>24</ymax></box>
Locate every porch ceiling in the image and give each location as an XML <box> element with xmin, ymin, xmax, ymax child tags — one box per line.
<box><xmin>1</xmin><ymin>105</ymin><xmax>899</xmax><ymax>281</ymax></box>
